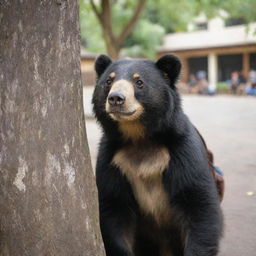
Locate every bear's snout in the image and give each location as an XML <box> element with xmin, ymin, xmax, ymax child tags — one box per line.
<box><xmin>105</xmin><ymin>79</ymin><xmax>144</xmax><ymax>121</ymax></box>
<box><xmin>108</xmin><ymin>92</ymin><xmax>126</xmax><ymax>106</ymax></box>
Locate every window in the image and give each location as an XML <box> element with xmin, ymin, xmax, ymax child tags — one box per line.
<box><xmin>195</xmin><ymin>22</ymin><xmax>208</xmax><ymax>30</ymax></box>
<box><xmin>225</xmin><ymin>17</ymin><xmax>245</xmax><ymax>27</ymax></box>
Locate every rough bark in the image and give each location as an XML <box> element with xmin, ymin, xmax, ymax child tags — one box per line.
<box><xmin>0</xmin><ymin>1</ymin><xmax>105</xmax><ymax>255</ymax></box>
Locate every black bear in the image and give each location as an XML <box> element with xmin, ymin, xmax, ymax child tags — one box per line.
<box><xmin>92</xmin><ymin>54</ymin><xmax>223</xmax><ymax>256</ymax></box>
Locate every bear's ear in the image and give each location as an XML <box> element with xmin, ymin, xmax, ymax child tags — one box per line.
<box><xmin>155</xmin><ymin>54</ymin><xmax>181</xmax><ymax>87</ymax></box>
<box><xmin>95</xmin><ymin>54</ymin><xmax>112</xmax><ymax>78</ymax></box>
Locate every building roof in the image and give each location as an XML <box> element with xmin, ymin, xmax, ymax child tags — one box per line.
<box><xmin>80</xmin><ymin>47</ymin><xmax>98</xmax><ymax>59</ymax></box>
<box><xmin>159</xmin><ymin>22</ymin><xmax>256</xmax><ymax>52</ymax></box>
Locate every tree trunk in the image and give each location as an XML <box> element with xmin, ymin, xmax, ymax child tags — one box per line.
<box><xmin>89</xmin><ymin>0</ymin><xmax>147</xmax><ymax>59</ymax></box>
<box><xmin>0</xmin><ymin>1</ymin><xmax>105</xmax><ymax>256</ymax></box>
<box><xmin>103</xmin><ymin>32</ymin><xmax>120</xmax><ymax>60</ymax></box>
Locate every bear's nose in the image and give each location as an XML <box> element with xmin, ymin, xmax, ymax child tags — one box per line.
<box><xmin>108</xmin><ymin>92</ymin><xmax>126</xmax><ymax>106</ymax></box>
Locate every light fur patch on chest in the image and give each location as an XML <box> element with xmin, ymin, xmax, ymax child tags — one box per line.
<box><xmin>112</xmin><ymin>144</ymin><xmax>171</xmax><ymax>225</ymax></box>
<box><xmin>118</xmin><ymin>121</ymin><xmax>145</xmax><ymax>141</ymax></box>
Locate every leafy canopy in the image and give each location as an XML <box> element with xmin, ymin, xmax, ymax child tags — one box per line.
<box><xmin>80</xmin><ymin>0</ymin><xmax>256</xmax><ymax>58</ymax></box>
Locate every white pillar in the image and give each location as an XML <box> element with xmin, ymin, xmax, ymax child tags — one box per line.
<box><xmin>208</xmin><ymin>52</ymin><xmax>218</xmax><ymax>88</ymax></box>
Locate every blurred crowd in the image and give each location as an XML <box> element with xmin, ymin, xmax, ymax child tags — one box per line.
<box><xmin>187</xmin><ymin>71</ymin><xmax>213</xmax><ymax>95</ymax></box>
<box><xmin>229</xmin><ymin>70</ymin><xmax>256</xmax><ymax>95</ymax></box>
<box><xmin>181</xmin><ymin>70</ymin><xmax>256</xmax><ymax>96</ymax></box>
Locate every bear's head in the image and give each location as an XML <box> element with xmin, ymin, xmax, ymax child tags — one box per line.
<box><xmin>92</xmin><ymin>54</ymin><xmax>182</xmax><ymax>141</ymax></box>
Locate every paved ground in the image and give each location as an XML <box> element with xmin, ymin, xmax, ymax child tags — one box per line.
<box><xmin>85</xmin><ymin>94</ymin><xmax>256</xmax><ymax>256</ymax></box>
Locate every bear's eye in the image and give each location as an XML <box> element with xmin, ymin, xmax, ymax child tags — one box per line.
<box><xmin>106</xmin><ymin>78</ymin><xmax>113</xmax><ymax>86</ymax></box>
<box><xmin>136</xmin><ymin>79</ymin><xmax>144</xmax><ymax>88</ymax></box>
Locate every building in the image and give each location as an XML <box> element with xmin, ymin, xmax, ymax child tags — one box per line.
<box><xmin>81</xmin><ymin>49</ymin><xmax>97</xmax><ymax>86</ymax></box>
<box><xmin>157</xmin><ymin>14</ymin><xmax>256</xmax><ymax>87</ymax></box>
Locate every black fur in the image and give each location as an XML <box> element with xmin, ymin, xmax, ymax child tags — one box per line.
<box><xmin>92</xmin><ymin>54</ymin><xmax>223</xmax><ymax>256</ymax></box>
<box><xmin>95</xmin><ymin>54</ymin><xmax>112</xmax><ymax>77</ymax></box>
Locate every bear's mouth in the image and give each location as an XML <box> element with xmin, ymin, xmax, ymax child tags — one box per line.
<box><xmin>108</xmin><ymin>110</ymin><xmax>136</xmax><ymax>116</ymax></box>
<box><xmin>108</xmin><ymin>108</ymin><xmax>143</xmax><ymax>122</ymax></box>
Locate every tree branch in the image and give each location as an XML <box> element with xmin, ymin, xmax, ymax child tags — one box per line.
<box><xmin>116</xmin><ymin>0</ymin><xmax>147</xmax><ymax>46</ymax></box>
<box><xmin>89</xmin><ymin>0</ymin><xmax>102</xmax><ymax>21</ymax></box>
<box><xmin>101</xmin><ymin>0</ymin><xmax>117</xmax><ymax>45</ymax></box>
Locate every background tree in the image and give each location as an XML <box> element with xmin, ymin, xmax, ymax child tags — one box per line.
<box><xmin>122</xmin><ymin>19</ymin><xmax>165</xmax><ymax>59</ymax></box>
<box><xmin>0</xmin><ymin>1</ymin><xmax>104</xmax><ymax>255</ymax></box>
<box><xmin>81</xmin><ymin>0</ymin><xmax>147</xmax><ymax>59</ymax></box>
<box><xmin>80</xmin><ymin>0</ymin><xmax>256</xmax><ymax>59</ymax></box>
